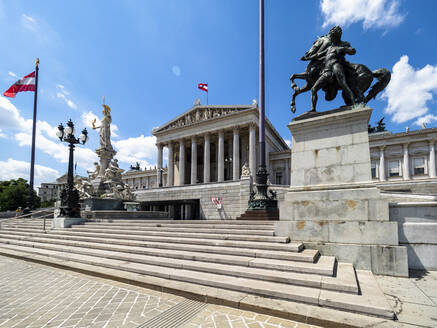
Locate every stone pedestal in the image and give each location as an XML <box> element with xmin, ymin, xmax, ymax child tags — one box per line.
<box><xmin>95</xmin><ymin>147</ymin><xmax>116</xmax><ymax>177</ymax></box>
<box><xmin>52</xmin><ymin>217</ymin><xmax>86</xmax><ymax>229</ymax></box>
<box><xmin>278</xmin><ymin>106</ymin><xmax>408</xmax><ymax>276</ymax></box>
<box><xmin>124</xmin><ymin>202</ymin><xmax>140</xmax><ymax>212</ymax></box>
<box><xmin>81</xmin><ymin>198</ymin><xmax>124</xmax><ymax>211</ymax></box>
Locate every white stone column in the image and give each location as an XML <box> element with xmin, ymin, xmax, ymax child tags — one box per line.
<box><xmin>218</xmin><ymin>130</ymin><xmax>224</xmax><ymax>182</ymax></box>
<box><xmin>379</xmin><ymin>146</ymin><xmax>386</xmax><ymax>181</ymax></box>
<box><xmin>191</xmin><ymin>137</ymin><xmax>197</xmax><ymax>184</ymax></box>
<box><xmin>167</xmin><ymin>142</ymin><xmax>174</xmax><ymax>186</ymax></box>
<box><xmin>179</xmin><ymin>139</ymin><xmax>185</xmax><ymax>186</ymax></box>
<box><xmin>285</xmin><ymin>159</ymin><xmax>290</xmax><ymax>185</ymax></box>
<box><xmin>227</xmin><ymin>136</ymin><xmax>233</xmax><ymax>180</ymax></box>
<box><xmin>429</xmin><ymin>140</ymin><xmax>436</xmax><ymax>178</ymax></box>
<box><xmin>249</xmin><ymin>123</ymin><xmax>256</xmax><ymax>177</ymax></box>
<box><xmin>157</xmin><ymin>143</ymin><xmax>163</xmax><ymax>187</ymax></box>
<box><xmin>403</xmin><ymin>143</ymin><xmax>410</xmax><ymax>180</ymax></box>
<box><xmin>204</xmin><ymin>134</ymin><xmax>210</xmax><ymax>183</ymax></box>
<box><xmin>233</xmin><ymin>127</ymin><xmax>240</xmax><ymax>180</ymax></box>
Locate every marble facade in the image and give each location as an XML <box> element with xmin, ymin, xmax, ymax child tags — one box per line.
<box><xmin>151</xmin><ymin>103</ymin><xmax>290</xmax><ymax>187</ymax></box>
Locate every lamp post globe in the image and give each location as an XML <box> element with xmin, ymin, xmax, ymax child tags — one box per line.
<box><xmin>56</xmin><ymin>119</ymin><xmax>88</xmax><ymax>218</ymax></box>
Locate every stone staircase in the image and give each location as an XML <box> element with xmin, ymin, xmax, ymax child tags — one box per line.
<box><xmin>0</xmin><ymin>218</ymin><xmax>395</xmax><ymax>327</ymax></box>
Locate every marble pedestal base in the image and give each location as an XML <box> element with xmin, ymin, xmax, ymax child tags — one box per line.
<box><xmin>278</xmin><ymin>106</ymin><xmax>408</xmax><ymax>276</ymax></box>
<box><xmin>52</xmin><ymin>217</ymin><xmax>86</xmax><ymax>229</ymax></box>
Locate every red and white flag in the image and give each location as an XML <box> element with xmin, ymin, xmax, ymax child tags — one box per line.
<box><xmin>198</xmin><ymin>83</ymin><xmax>208</xmax><ymax>92</ymax></box>
<box><xmin>3</xmin><ymin>71</ymin><xmax>36</xmax><ymax>98</ymax></box>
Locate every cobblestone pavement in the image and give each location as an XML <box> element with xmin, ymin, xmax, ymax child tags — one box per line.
<box><xmin>0</xmin><ymin>256</ymin><xmax>321</xmax><ymax>328</ymax></box>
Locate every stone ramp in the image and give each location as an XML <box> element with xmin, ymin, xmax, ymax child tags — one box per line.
<box><xmin>0</xmin><ymin>218</ymin><xmax>395</xmax><ymax>326</ymax></box>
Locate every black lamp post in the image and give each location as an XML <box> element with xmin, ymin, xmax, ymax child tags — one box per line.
<box><xmin>246</xmin><ymin>0</ymin><xmax>278</xmax><ymax>217</ymax></box>
<box><xmin>56</xmin><ymin>119</ymin><xmax>88</xmax><ymax>217</ymax></box>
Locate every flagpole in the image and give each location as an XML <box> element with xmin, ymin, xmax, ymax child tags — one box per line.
<box><xmin>26</xmin><ymin>58</ymin><xmax>39</xmax><ymax>212</ymax></box>
<box><xmin>207</xmin><ymin>86</ymin><xmax>208</xmax><ymax>105</ymax></box>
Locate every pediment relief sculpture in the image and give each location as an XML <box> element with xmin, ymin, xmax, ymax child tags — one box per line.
<box><xmin>157</xmin><ymin>107</ymin><xmax>245</xmax><ymax>132</ymax></box>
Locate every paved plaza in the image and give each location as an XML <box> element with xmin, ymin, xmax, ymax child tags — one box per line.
<box><xmin>0</xmin><ymin>255</ymin><xmax>322</xmax><ymax>328</ymax></box>
<box><xmin>1</xmin><ymin>254</ymin><xmax>437</xmax><ymax>328</ymax></box>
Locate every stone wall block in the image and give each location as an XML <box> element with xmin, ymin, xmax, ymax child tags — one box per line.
<box><xmin>368</xmin><ymin>199</ymin><xmax>389</xmax><ymax>221</ymax></box>
<box><xmin>328</xmin><ymin>221</ymin><xmax>398</xmax><ymax>245</ymax></box>
<box><xmin>399</xmin><ymin>222</ymin><xmax>437</xmax><ymax>244</ymax></box>
<box><xmin>304</xmin><ymin>242</ymin><xmax>372</xmax><ymax>270</ymax></box>
<box><xmin>405</xmin><ymin>244</ymin><xmax>437</xmax><ymax>270</ymax></box>
<box><xmin>302</xmin><ymin>126</ymin><xmax>353</xmax><ymax>151</ymax></box>
<box><xmin>291</xmin><ymin>220</ymin><xmax>330</xmax><ymax>242</ymax></box>
<box><xmin>303</xmin><ymin>165</ymin><xmax>354</xmax><ymax>186</ymax></box>
<box><xmin>292</xmin><ymin>199</ymin><xmax>368</xmax><ymax>221</ymax></box>
<box><xmin>370</xmin><ymin>245</ymin><xmax>409</xmax><ymax>277</ymax></box>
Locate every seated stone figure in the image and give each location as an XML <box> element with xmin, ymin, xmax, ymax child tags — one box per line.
<box><xmin>87</xmin><ymin>162</ymin><xmax>100</xmax><ymax>180</ymax></box>
<box><xmin>75</xmin><ymin>177</ymin><xmax>93</xmax><ymax>199</ymax></box>
<box><xmin>121</xmin><ymin>184</ymin><xmax>134</xmax><ymax>201</ymax></box>
<box><xmin>104</xmin><ymin>159</ymin><xmax>124</xmax><ymax>182</ymax></box>
<box><xmin>102</xmin><ymin>185</ymin><xmax>122</xmax><ymax>199</ymax></box>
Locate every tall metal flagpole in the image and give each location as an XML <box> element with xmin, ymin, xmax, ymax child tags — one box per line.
<box><xmin>26</xmin><ymin>58</ymin><xmax>39</xmax><ymax>211</ymax></box>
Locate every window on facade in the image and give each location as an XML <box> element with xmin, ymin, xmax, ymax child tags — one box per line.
<box><xmin>371</xmin><ymin>162</ymin><xmax>377</xmax><ymax>179</ymax></box>
<box><xmin>275</xmin><ymin>172</ymin><xmax>283</xmax><ymax>185</ymax></box>
<box><xmin>389</xmin><ymin>160</ymin><xmax>400</xmax><ymax>177</ymax></box>
<box><xmin>413</xmin><ymin>157</ymin><xmax>425</xmax><ymax>175</ymax></box>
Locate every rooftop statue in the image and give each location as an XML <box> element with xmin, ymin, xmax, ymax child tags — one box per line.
<box><xmin>290</xmin><ymin>26</ymin><xmax>391</xmax><ymax>113</ymax></box>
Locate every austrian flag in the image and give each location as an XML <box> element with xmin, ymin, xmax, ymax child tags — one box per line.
<box><xmin>3</xmin><ymin>71</ymin><xmax>36</xmax><ymax>98</ymax></box>
<box><xmin>198</xmin><ymin>83</ymin><xmax>208</xmax><ymax>92</ymax></box>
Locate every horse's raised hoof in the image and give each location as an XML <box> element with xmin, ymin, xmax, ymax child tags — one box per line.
<box><xmin>290</xmin><ymin>104</ymin><xmax>296</xmax><ymax>114</ymax></box>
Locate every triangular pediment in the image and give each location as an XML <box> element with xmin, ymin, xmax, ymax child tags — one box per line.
<box><xmin>153</xmin><ymin>105</ymin><xmax>254</xmax><ymax>134</ymax></box>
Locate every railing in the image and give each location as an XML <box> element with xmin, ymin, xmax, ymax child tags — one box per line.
<box><xmin>0</xmin><ymin>207</ymin><xmax>54</xmax><ymax>232</ymax></box>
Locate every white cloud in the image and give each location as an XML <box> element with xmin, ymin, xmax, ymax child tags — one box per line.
<box><xmin>414</xmin><ymin>114</ymin><xmax>437</xmax><ymax>127</ymax></box>
<box><xmin>382</xmin><ymin>56</ymin><xmax>437</xmax><ymax>124</ymax></box>
<box><xmin>0</xmin><ymin>128</ymin><xmax>7</xmax><ymax>139</ymax></box>
<box><xmin>0</xmin><ymin>96</ymin><xmax>32</xmax><ymax>131</ymax></box>
<box><xmin>56</xmin><ymin>92</ymin><xmax>77</xmax><ymax>110</ymax></box>
<box><xmin>0</xmin><ymin>96</ymin><xmax>97</xmax><ymax>171</ymax></box>
<box><xmin>172</xmin><ymin>65</ymin><xmax>181</xmax><ymax>77</ymax></box>
<box><xmin>111</xmin><ymin>124</ymin><xmax>119</xmax><ymax>138</ymax></box>
<box><xmin>0</xmin><ymin>158</ymin><xmax>59</xmax><ymax>189</ymax></box>
<box><xmin>284</xmin><ymin>139</ymin><xmax>292</xmax><ymax>148</ymax></box>
<box><xmin>320</xmin><ymin>0</ymin><xmax>405</xmax><ymax>29</ymax></box>
<box><xmin>81</xmin><ymin>111</ymin><xmax>99</xmax><ymax>129</ymax></box>
<box><xmin>8</xmin><ymin>71</ymin><xmax>17</xmax><ymax>78</ymax></box>
<box><xmin>21</xmin><ymin>14</ymin><xmax>37</xmax><ymax>32</ymax></box>
<box><xmin>113</xmin><ymin>135</ymin><xmax>157</xmax><ymax>169</ymax></box>
<box><xmin>56</xmin><ymin>84</ymin><xmax>70</xmax><ymax>95</ymax></box>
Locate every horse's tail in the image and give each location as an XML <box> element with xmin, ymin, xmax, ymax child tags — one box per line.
<box><xmin>364</xmin><ymin>68</ymin><xmax>391</xmax><ymax>103</ymax></box>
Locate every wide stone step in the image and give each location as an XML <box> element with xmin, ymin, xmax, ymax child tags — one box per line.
<box><xmin>0</xmin><ymin>230</ymin><xmax>307</xmax><ymax>260</ymax></box>
<box><xmin>79</xmin><ymin>224</ymin><xmax>275</xmax><ymax>236</ymax></box>
<box><xmin>83</xmin><ymin>222</ymin><xmax>275</xmax><ymax>230</ymax></box>
<box><xmin>0</xmin><ymin>237</ymin><xmax>333</xmax><ymax>276</ymax></box>
<box><xmin>0</xmin><ymin>237</ymin><xmax>352</xmax><ymax>292</ymax></box>
<box><xmin>69</xmin><ymin>226</ymin><xmax>289</xmax><ymax>243</ymax></box>
<box><xmin>0</xmin><ymin>244</ymin><xmax>394</xmax><ymax>319</ymax></box>
<box><xmin>88</xmin><ymin>219</ymin><xmax>276</xmax><ymax>225</ymax></box>
<box><xmin>0</xmin><ymin>227</ymin><xmax>298</xmax><ymax>251</ymax></box>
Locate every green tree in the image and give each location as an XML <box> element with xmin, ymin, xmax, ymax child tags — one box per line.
<box><xmin>0</xmin><ymin>178</ymin><xmax>41</xmax><ymax>211</ymax></box>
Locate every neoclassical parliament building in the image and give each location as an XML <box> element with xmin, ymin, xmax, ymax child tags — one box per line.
<box><xmin>119</xmin><ymin>102</ymin><xmax>437</xmax><ymax>220</ymax></box>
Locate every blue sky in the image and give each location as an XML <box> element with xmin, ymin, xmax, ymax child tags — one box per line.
<box><xmin>0</xmin><ymin>0</ymin><xmax>436</xmax><ymax>188</ymax></box>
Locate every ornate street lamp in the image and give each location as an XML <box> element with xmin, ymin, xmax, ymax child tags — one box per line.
<box><xmin>56</xmin><ymin>119</ymin><xmax>88</xmax><ymax>217</ymax></box>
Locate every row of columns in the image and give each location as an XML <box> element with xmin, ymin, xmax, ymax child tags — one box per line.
<box><xmin>157</xmin><ymin>124</ymin><xmax>258</xmax><ymax>186</ymax></box>
<box><xmin>378</xmin><ymin>140</ymin><xmax>436</xmax><ymax>181</ymax></box>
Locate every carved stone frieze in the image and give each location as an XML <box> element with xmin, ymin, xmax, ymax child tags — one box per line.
<box><xmin>158</xmin><ymin>107</ymin><xmax>242</xmax><ymax>132</ymax></box>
